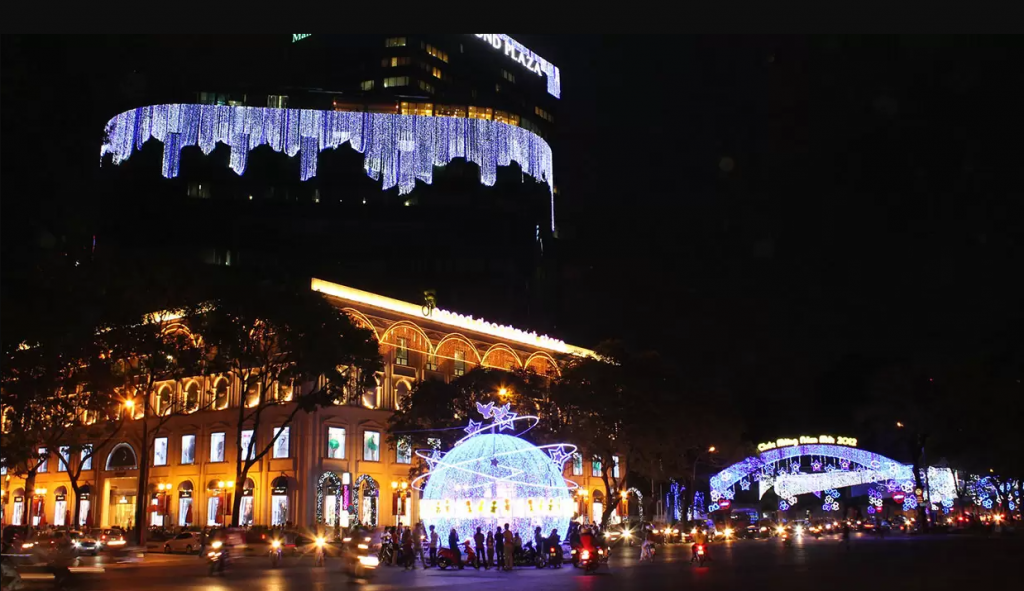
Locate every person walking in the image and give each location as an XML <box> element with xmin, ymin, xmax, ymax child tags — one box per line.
<box><xmin>485</xmin><ymin>530</ymin><xmax>495</xmax><ymax>569</ymax></box>
<box><xmin>414</xmin><ymin>521</ymin><xmax>428</xmax><ymax>569</ymax></box>
<box><xmin>502</xmin><ymin>524</ymin><xmax>514</xmax><ymax>570</ymax></box>
<box><xmin>494</xmin><ymin>526</ymin><xmax>505</xmax><ymax>567</ymax></box>
<box><xmin>449</xmin><ymin>528</ymin><xmax>463</xmax><ymax>569</ymax></box>
<box><xmin>474</xmin><ymin>527</ymin><xmax>487</xmax><ymax>569</ymax></box>
<box><xmin>428</xmin><ymin>525</ymin><xmax>439</xmax><ymax>567</ymax></box>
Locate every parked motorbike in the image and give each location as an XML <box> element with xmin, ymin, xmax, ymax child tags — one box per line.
<box><xmin>512</xmin><ymin>542</ymin><xmax>540</xmax><ymax>567</ymax></box>
<box><xmin>207</xmin><ymin>541</ymin><xmax>226</xmax><ymax>576</ymax></box>
<box><xmin>435</xmin><ymin>546</ymin><xmax>463</xmax><ymax>570</ymax></box>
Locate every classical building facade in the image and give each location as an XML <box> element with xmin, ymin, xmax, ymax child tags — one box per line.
<box><xmin>2</xmin><ymin>279</ymin><xmax>621</xmax><ymax>532</ymax></box>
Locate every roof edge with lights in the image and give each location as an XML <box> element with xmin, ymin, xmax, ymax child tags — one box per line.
<box><xmin>311</xmin><ymin>278</ymin><xmax>593</xmax><ymax>358</ymax></box>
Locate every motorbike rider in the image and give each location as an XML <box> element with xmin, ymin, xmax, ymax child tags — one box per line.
<box><xmin>534</xmin><ymin>526</ymin><xmax>546</xmax><ymax>556</ymax></box>
<box><xmin>547</xmin><ymin>528</ymin><xmax>562</xmax><ymax>565</ymax></box>
<box><xmin>691</xmin><ymin>525</ymin><xmax>708</xmax><ymax>562</ymax></box>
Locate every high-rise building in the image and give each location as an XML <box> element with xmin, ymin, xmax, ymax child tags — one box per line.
<box><xmin>98</xmin><ymin>34</ymin><xmax>562</xmax><ymax>330</ymax></box>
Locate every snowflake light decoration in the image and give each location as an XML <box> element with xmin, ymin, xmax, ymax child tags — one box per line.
<box><xmin>779</xmin><ymin>500</ymin><xmax>790</xmax><ymax>511</ymax></box>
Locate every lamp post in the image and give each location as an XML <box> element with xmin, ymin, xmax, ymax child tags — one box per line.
<box><xmin>391</xmin><ymin>480</ymin><xmax>410</xmax><ymax>526</ymax></box>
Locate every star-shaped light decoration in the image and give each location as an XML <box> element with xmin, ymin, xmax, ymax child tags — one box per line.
<box><xmin>464</xmin><ymin>419</ymin><xmax>482</xmax><ymax>435</ymax></box>
<box><xmin>548</xmin><ymin>446</ymin><xmax>572</xmax><ymax>471</ymax></box>
<box><xmin>475</xmin><ymin>401</ymin><xmax>496</xmax><ymax>419</ymax></box>
<box><xmin>740</xmin><ymin>478</ymin><xmax>751</xmax><ymax>491</ymax></box>
<box><xmin>496</xmin><ymin>406</ymin><xmax>518</xmax><ymax>431</ymax></box>
<box><xmin>490</xmin><ymin>457</ymin><xmax>500</xmax><ymax>467</ymax></box>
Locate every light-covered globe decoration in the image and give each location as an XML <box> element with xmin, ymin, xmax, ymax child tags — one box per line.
<box><xmin>419</xmin><ymin>423</ymin><xmax>575</xmax><ymax>544</ymax></box>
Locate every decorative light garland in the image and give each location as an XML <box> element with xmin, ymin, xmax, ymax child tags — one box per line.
<box><xmin>100</xmin><ymin>105</ymin><xmax>556</xmax><ymax>230</ymax></box>
<box><xmin>316</xmin><ymin>471</ymin><xmax>345</xmax><ymax>527</ymax></box>
<box><xmin>353</xmin><ymin>474</ymin><xmax>379</xmax><ymax>528</ymax></box>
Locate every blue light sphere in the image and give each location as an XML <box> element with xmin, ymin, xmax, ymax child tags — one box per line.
<box><xmin>421</xmin><ymin>433</ymin><xmax>573</xmax><ymax>544</ymax></box>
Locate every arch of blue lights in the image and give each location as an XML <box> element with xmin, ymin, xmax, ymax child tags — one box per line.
<box><xmin>710</xmin><ymin>444</ymin><xmax>957</xmax><ymax>514</ymax></box>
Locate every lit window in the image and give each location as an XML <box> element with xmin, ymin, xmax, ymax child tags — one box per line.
<box><xmin>454</xmin><ymin>350</ymin><xmax>466</xmax><ymax>376</ymax></box>
<box><xmin>180</xmin><ymin>435</ymin><xmax>195</xmax><ymax>465</ymax></box>
<box><xmin>363</xmin><ymin>431</ymin><xmax>381</xmax><ymax>462</ymax></box>
<box><xmin>81</xmin><ymin>445</ymin><xmax>93</xmax><ymax>471</ymax></box>
<box><xmin>592</xmin><ymin>457</ymin><xmax>602</xmax><ymax>477</ymax></box>
<box><xmin>432</xmin><ymin>66</ymin><xmax>442</xmax><ymax>79</ymax></box>
<box><xmin>425</xmin><ymin>355</ymin><xmax>439</xmax><ymax>371</ymax></box>
<box><xmin>326</xmin><ymin>427</ymin><xmax>345</xmax><ymax>459</ymax></box>
<box><xmin>360</xmin><ymin>80</ymin><xmax>375</xmax><ymax>91</ymax></box>
<box><xmin>383</xmin><ymin>56</ymin><xmax>411</xmax><ymax>67</ymax></box>
<box><xmin>240</xmin><ymin>429</ymin><xmax>254</xmax><ymax>461</ymax></box>
<box><xmin>154</xmin><ymin>437</ymin><xmax>168</xmax><ymax>466</ymax></box>
<box><xmin>494</xmin><ymin>111</ymin><xmax>520</xmax><ymax>126</ymax></box>
<box><xmin>58</xmin><ymin>446</ymin><xmax>70</xmax><ymax>472</ymax></box>
<box><xmin>400</xmin><ymin>102</ymin><xmax>433</xmax><ymax>116</ymax></box>
<box><xmin>156</xmin><ymin>385</ymin><xmax>174</xmax><ymax>416</ymax></box>
<box><xmin>273</xmin><ymin>427</ymin><xmax>290</xmax><ymax>459</ymax></box>
<box><xmin>535</xmin><ymin>106</ymin><xmax>554</xmax><ymax>123</ymax></box>
<box><xmin>426</xmin><ymin>44</ymin><xmax>449</xmax><ymax>63</ymax></box>
<box><xmin>502</xmin><ymin>69</ymin><xmax>516</xmax><ymax>83</ymax></box>
<box><xmin>210</xmin><ymin>432</ymin><xmax>225</xmax><ymax>462</ymax></box>
<box><xmin>396</xmin><ymin>337</ymin><xmax>409</xmax><ymax>366</ymax></box>
<box><xmin>435</xmin><ymin>104</ymin><xmax>466</xmax><ymax>118</ymax></box>
<box><xmin>183</xmin><ymin>381</ymin><xmax>200</xmax><ymax>413</ymax></box>
<box><xmin>613</xmin><ymin>455</ymin><xmax>620</xmax><ymax>478</ymax></box>
<box><xmin>214</xmin><ymin>378</ymin><xmax>230</xmax><ymax>410</ymax></box>
<box><xmin>385</xmin><ymin>37</ymin><xmax>407</xmax><ymax>48</ymax></box>
<box><xmin>468</xmin><ymin>106</ymin><xmax>493</xmax><ymax>121</ymax></box>
<box><xmin>37</xmin><ymin>448</ymin><xmax>48</xmax><ymax>473</ymax></box>
<box><xmin>417</xmin><ymin>80</ymin><xmax>435</xmax><ymax>95</ymax></box>
<box><xmin>267</xmin><ymin>95</ymin><xmax>288</xmax><ymax>108</ymax></box>
<box><xmin>397</xmin><ymin>437</ymin><xmax>412</xmax><ymax>464</ymax></box>
<box><xmin>572</xmin><ymin>453</ymin><xmax>583</xmax><ymax>476</ymax></box>
<box><xmin>384</xmin><ymin>76</ymin><xmax>409</xmax><ymax>88</ymax></box>
<box><xmin>245</xmin><ymin>383</ymin><xmax>260</xmax><ymax>408</ymax></box>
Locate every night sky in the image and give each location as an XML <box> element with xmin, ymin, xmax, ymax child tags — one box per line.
<box><xmin>4</xmin><ymin>35</ymin><xmax>1023</xmax><ymax>437</ymax></box>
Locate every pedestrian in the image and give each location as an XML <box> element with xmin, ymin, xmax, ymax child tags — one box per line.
<box><xmin>428</xmin><ymin>525</ymin><xmax>439</xmax><ymax>567</ymax></box>
<box><xmin>513</xmin><ymin>531</ymin><xmax>522</xmax><ymax>553</ymax></box>
<box><xmin>502</xmin><ymin>524</ymin><xmax>514</xmax><ymax>570</ymax></box>
<box><xmin>494</xmin><ymin>526</ymin><xmax>505</xmax><ymax>567</ymax></box>
<box><xmin>841</xmin><ymin>523</ymin><xmax>851</xmax><ymax>551</ymax></box>
<box><xmin>486</xmin><ymin>530</ymin><xmax>495</xmax><ymax>569</ymax></box>
<box><xmin>474</xmin><ymin>527</ymin><xmax>487</xmax><ymax>569</ymax></box>
<box><xmin>414</xmin><ymin>521</ymin><xmax>428</xmax><ymax>569</ymax></box>
<box><xmin>449</xmin><ymin>528</ymin><xmax>463</xmax><ymax>569</ymax></box>
<box><xmin>402</xmin><ymin>526</ymin><xmax>415</xmax><ymax>570</ymax></box>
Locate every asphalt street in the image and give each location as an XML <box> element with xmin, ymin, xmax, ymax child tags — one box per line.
<box><xmin>41</xmin><ymin>532</ymin><xmax>1024</xmax><ymax>590</ymax></box>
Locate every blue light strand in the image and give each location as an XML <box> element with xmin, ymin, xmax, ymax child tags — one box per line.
<box><xmin>101</xmin><ymin>105</ymin><xmax>556</xmax><ymax>230</ymax></box>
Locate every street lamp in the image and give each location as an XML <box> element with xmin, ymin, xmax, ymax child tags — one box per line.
<box><xmin>708</xmin><ymin>446</ymin><xmax>716</xmax><ymax>453</ymax></box>
<box><xmin>498</xmin><ymin>387</ymin><xmax>509</xmax><ymax>399</ymax></box>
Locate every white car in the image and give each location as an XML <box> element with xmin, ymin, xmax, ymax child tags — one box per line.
<box><xmin>163</xmin><ymin>532</ymin><xmax>202</xmax><ymax>554</ymax></box>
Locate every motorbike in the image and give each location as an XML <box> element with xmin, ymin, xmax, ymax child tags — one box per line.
<box><xmin>343</xmin><ymin>536</ymin><xmax>379</xmax><ymax>582</ymax></box>
<box><xmin>692</xmin><ymin>543</ymin><xmax>708</xmax><ymax>566</ymax></box>
<box><xmin>313</xmin><ymin>537</ymin><xmax>326</xmax><ymax>567</ymax></box>
<box><xmin>436</xmin><ymin>546</ymin><xmax>464</xmax><ymax>570</ymax></box>
<box><xmin>639</xmin><ymin>541</ymin><xmax>656</xmax><ymax>562</ymax></box>
<box><xmin>269</xmin><ymin>539</ymin><xmax>283</xmax><ymax>567</ymax></box>
<box><xmin>576</xmin><ymin>547</ymin><xmax>601</xmax><ymax>573</ymax></box>
<box><xmin>377</xmin><ymin>538</ymin><xmax>395</xmax><ymax>566</ymax></box>
<box><xmin>545</xmin><ymin>543</ymin><xmax>563</xmax><ymax>568</ymax></box>
<box><xmin>207</xmin><ymin>541</ymin><xmax>226</xmax><ymax>576</ymax></box>
<box><xmin>783</xmin><ymin>532</ymin><xmax>794</xmax><ymax>548</ymax></box>
<box><xmin>512</xmin><ymin>542</ymin><xmax>540</xmax><ymax>567</ymax></box>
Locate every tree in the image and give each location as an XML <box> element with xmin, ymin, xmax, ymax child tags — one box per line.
<box><xmin>100</xmin><ymin>302</ymin><xmax>213</xmax><ymax>545</ymax></box>
<box><xmin>1</xmin><ymin>303</ymin><xmax>116</xmax><ymax>530</ymax></box>
<box><xmin>200</xmin><ymin>282</ymin><xmax>381</xmax><ymax>527</ymax></box>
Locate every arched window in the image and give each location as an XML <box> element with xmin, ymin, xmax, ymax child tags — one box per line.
<box><xmin>240</xmin><ymin>478</ymin><xmax>255</xmax><ymax>526</ymax></box>
<box><xmin>245</xmin><ymin>382</ymin><xmax>260</xmax><ymax>408</ymax></box>
<box><xmin>54</xmin><ymin>486</ymin><xmax>69</xmax><ymax>527</ymax></box>
<box><xmin>178</xmin><ymin>481</ymin><xmax>194</xmax><ymax>527</ymax></box>
<box><xmin>182</xmin><ymin>381</ymin><xmax>200</xmax><ymax>413</ymax></box>
<box><xmin>270</xmin><ymin>477</ymin><xmax>289</xmax><ymax>527</ymax></box>
<box><xmin>213</xmin><ymin>378</ymin><xmax>230</xmax><ymax>410</ymax></box>
<box><xmin>394</xmin><ymin>380</ymin><xmax>411</xmax><ymax>410</ymax></box>
<box><xmin>156</xmin><ymin>385</ymin><xmax>174</xmax><ymax>416</ymax></box>
<box><xmin>105</xmin><ymin>443</ymin><xmax>138</xmax><ymax>471</ymax></box>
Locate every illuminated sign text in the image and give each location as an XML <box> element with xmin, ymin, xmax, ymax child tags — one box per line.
<box><xmin>757</xmin><ymin>435</ymin><xmax>858</xmax><ymax>452</ymax></box>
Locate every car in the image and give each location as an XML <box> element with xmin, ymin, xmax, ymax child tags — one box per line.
<box><xmin>91</xmin><ymin>528</ymin><xmax>127</xmax><ymax>550</ymax></box>
<box><xmin>69</xmin><ymin>531</ymin><xmax>100</xmax><ymax>555</ymax></box>
<box><xmin>163</xmin><ymin>531</ymin><xmax>202</xmax><ymax>554</ymax></box>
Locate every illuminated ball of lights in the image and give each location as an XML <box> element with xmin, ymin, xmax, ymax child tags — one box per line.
<box><xmin>831</xmin><ymin>502</ymin><xmax>839</xmax><ymax>511</ymax></box>
<box><xmin>867</xmin><ymin>506</ymin><xmax>876</xmax><ymax>514</ymax></box>
<box><xmin>420</xmin><ymin>433</ymin><xmax>573</xmax><ymax>544</ymax></box>
<box><xmin>778</xmin><ymin>501</ymin><xmax>790</xmax><ymax>511</ymax></box>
